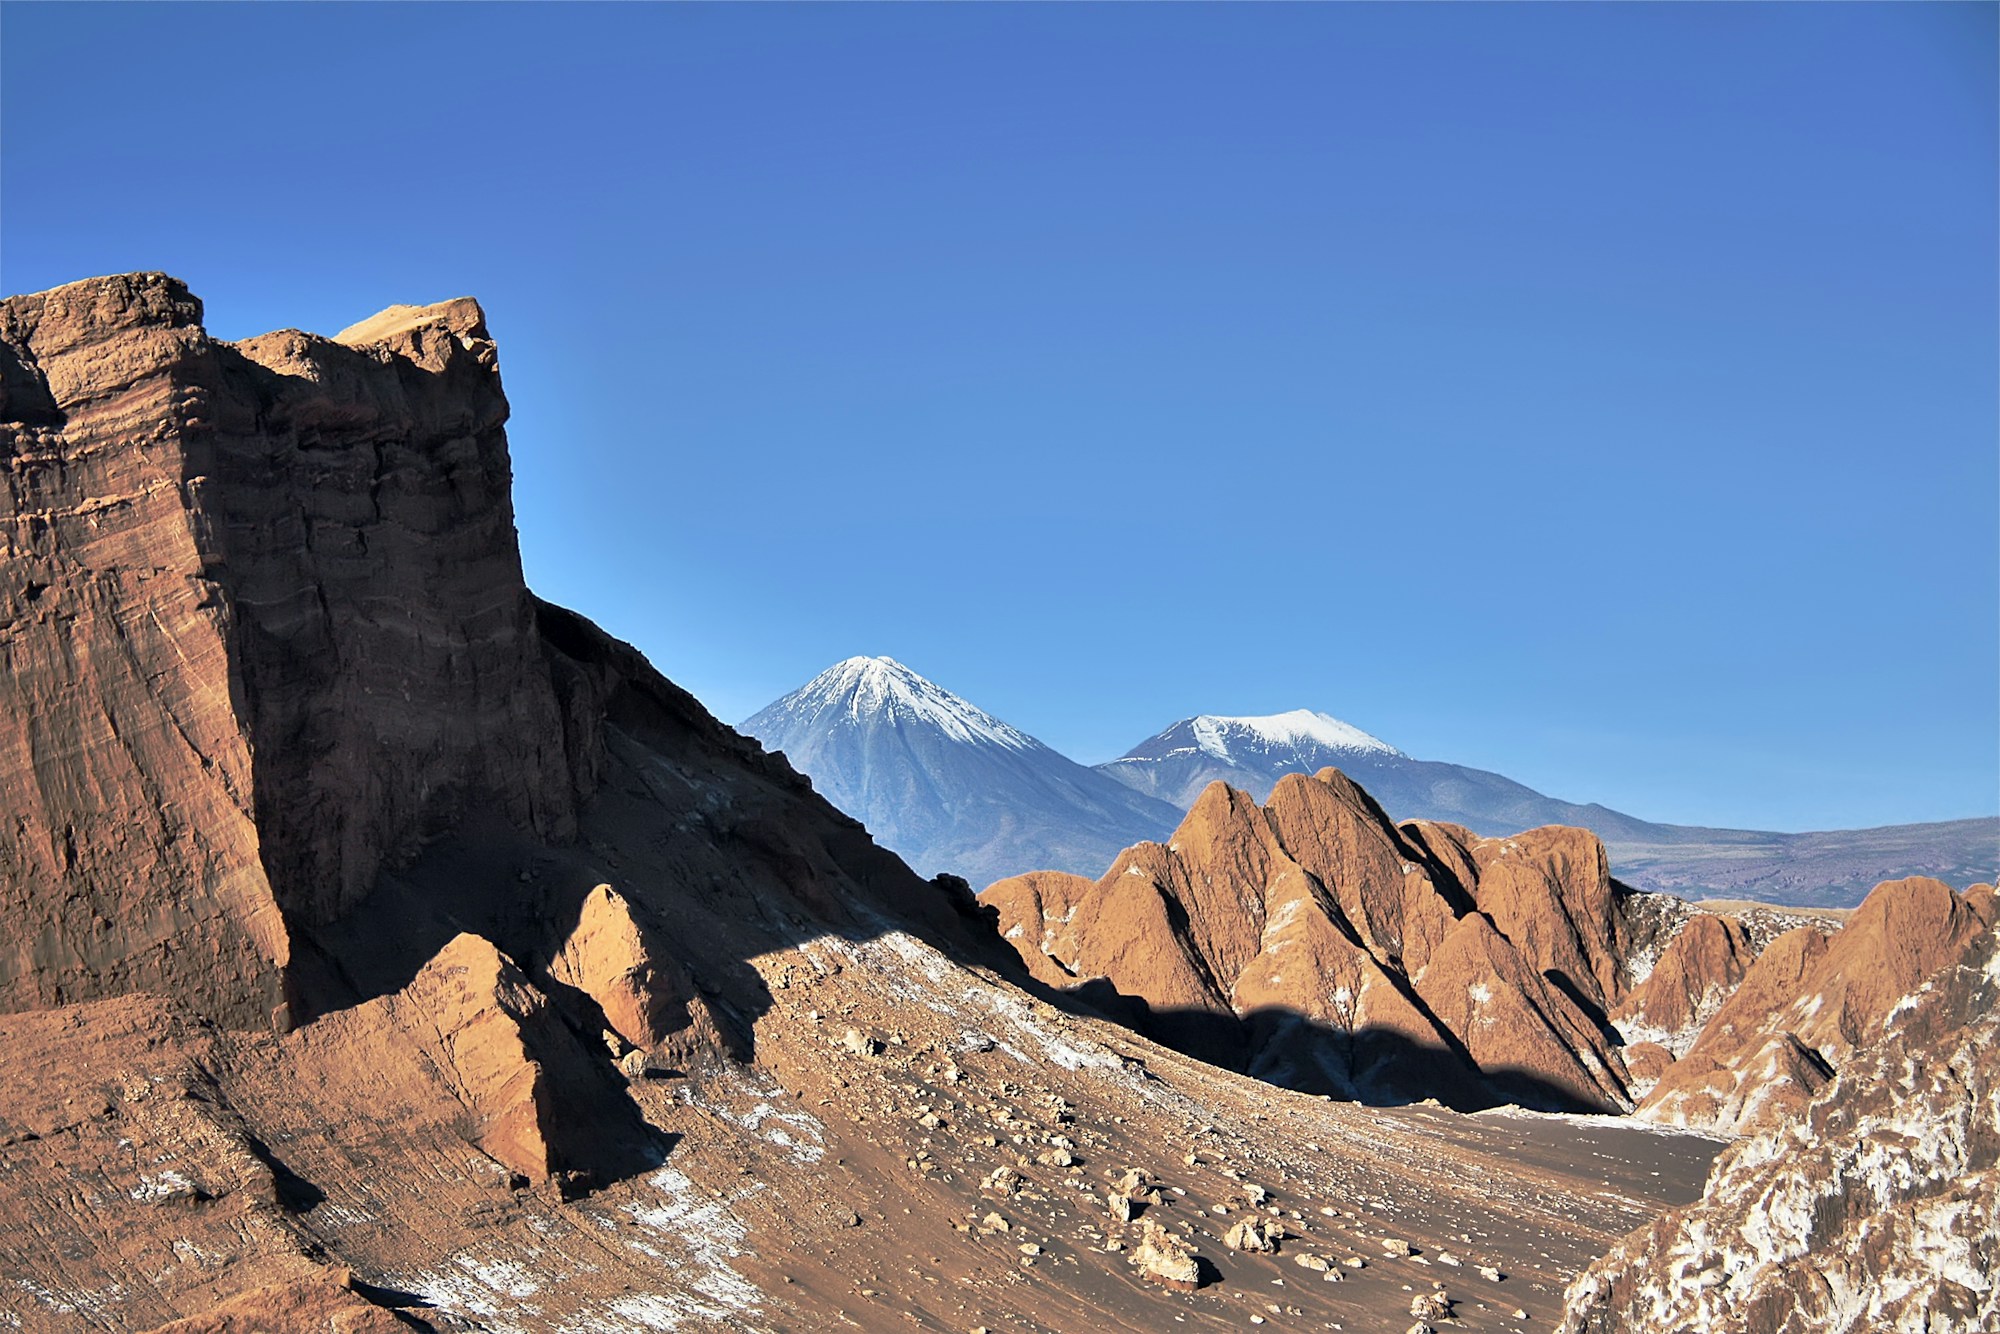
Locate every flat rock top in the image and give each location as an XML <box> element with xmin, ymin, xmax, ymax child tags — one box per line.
<box><xmin>333</xmin><ymin>297</ymin><xmax>486</xmax><ymax>346</ymax></box>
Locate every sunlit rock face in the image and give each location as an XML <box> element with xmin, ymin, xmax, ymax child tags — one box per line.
<box><xmin>988</xmin><ymin>769</ymin><xmax>1668</xmax><ymax>1112</ymax></box>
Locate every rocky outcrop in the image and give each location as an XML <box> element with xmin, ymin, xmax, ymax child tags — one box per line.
<box><xmin>1560</xmin><ymin>920</ymin><xmax>2000</xmax><ymax>1334</ymax></box>
<box><xmin>1638</xmin><ymin>877</ymin><xmax>1996</xmax><ymax>1134</ymax></box>
<box><xmin>0</xmin><ymin>273</ymin><xmax>981</xmax><ymax>1036</ymax></box>
<box><xmin>1611</xmin><ymin>913</ymin><xmax>1757</xmax><ymax>1059</ymax></box>
<box><xmin>0</xmin><ymin>275</ymin><xmax>577</xmax><ymax>1028</ymax></box>
<box><xmin>987</xmin><ymin>769</ymin><xmax>1670</xmax><ymax>1111</ymax></box>
<box><xmin>549</xmin><ymin>882</ymin><xmax>729</xmax><ymax>1065</ymax></box>
<box><xmin>288</xmin><ymin>931</ymin><xmax>643</xmax><ymax>1192</ymax></box>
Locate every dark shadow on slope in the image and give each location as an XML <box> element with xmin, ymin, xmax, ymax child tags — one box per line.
<box><xmin>1008</xmin><ymin>970</ymin><xmax>1612</xmax><ymax>1114</ymax></box>
<box><xmin>242</xmin><ymin>1131</ymin><xmax>326</xmax><ymax>1214</ymax></box>
<box><xmin>283</xmin><ymin>600</ymin><xmax>1012</xmax><ymax>1200</ymax></box>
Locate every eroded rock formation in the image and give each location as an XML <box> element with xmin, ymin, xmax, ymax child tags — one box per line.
<box><xmin>0</xmin><ymin>272</ymin><xmax>1977</xmax><ymax>1333</ymax></box>
<box><xmin>986</xmin><ymin>771</ymin><xmax>1670</xmax><ymax>1111</ymax></box>
<box><xmin>1636</xmin><ymin>876</ymin><xmax>1996</xmax><ymax>1134</ymax></box>
<box><xmin>1562</xmin><ymin>918</ymin><xmax>2000</xmax><ymax>1334</ymax></box>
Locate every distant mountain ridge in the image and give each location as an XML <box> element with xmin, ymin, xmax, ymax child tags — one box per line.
<box><xmin>741</xmin><ymin>657</ymin><xmax>1180</xmax><ymax>883</ymax></box>
<box><xmin>1097</xmin><ymin>711</ymin><xmax>1998</xmax><ymax>907</ymax></box>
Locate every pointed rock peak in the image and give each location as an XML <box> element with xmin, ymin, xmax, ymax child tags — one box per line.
<box><xmin>1178</xmin><ymin>780</ymin><xmax>1267</xmax><ymax>836</ymax></box>
<box><xmin>759</xmin><ymin>655</ymin><xmax>1042</xmax><ymax>752</ymax></box>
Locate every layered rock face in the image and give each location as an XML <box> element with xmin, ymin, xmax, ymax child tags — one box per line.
<box><xmin>987</xmin><ymin>770</ymin><xmax>1667</xmax><ymax>1111</ymax></box>
<box><xmin>0</xmin><ymin>275</ymin><xmax>583</xmax><ymax>1028</ymax></box>
<box><xmin>0</xmin><ymin>272</ymin><xmax>984</xmax><ymax>1133</ymax></box>
<box><xmin>1562</xmin><ymin>918</ymin><xmax>2000</xmax><ymax>1334</ymax></box>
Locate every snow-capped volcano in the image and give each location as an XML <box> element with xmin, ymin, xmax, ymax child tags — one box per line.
<box><xmin>1185</xmin><ymin>710</ymin><xmax>1403</xmax><ymax>763</ymax></box>
<box><xmin>771</xmin><ymin>656</ymin><xmax>1039</xmax><ymax>752</ymax></box>
<box><xmin>742</xmin><ymin>658</ymin><xmax>1180</xmax><ymax>884</ymax></box>
<box><xmin>1096</xmin><ymin>709</ymin><xmax>1404</xmax><ymax>808</ymax></box>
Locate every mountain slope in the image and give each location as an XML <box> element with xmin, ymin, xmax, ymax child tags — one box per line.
<box><xmin>1101</xmin><ymin>713</ymin><xmax>1998</xmax><ymax>907</ymax></box>
<box><xmin>742</xmin><ymin>656</ymin><xmax>1181</xmax><ymax>882</ymax></box>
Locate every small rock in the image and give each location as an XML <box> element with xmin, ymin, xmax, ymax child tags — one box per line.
<box><xmin>1293</xmin><ymin>1252</ymin><xmax>1330</xmax><ymax>1272</ymax></box>
<box><xmin>983</xmin><ymin>1166</ymin><xmax>1024</xmax><ymax>1197</ymax></box>
<box><xmin>1226</xmin><ymin>1219</ymin><xmax>1277</xmax><ymax>1254</ymax></box>
<box><xmin>1382</xmin><ymin>1237</ymin><xmax>1415</xmax><ymax>1257</ymax></box>
<box><xmin>983</xmin><ymin>1212</ymin><xmax>1010</xmax><ymax>1232</ymax></box>
<box><xmin>841</xmin><ymin>1028</ymin><xmax>879</xmax><ymax>1057</ymax></box>
<box><xmin>1479</xmin><ymin>1265</ymin><xmax>1504</xmax><ymax>1282</ymax></box>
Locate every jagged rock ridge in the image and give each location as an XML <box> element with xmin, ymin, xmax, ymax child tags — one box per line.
<box><xmin>1102</xmin><ymin>712</ymin><xmax>1998</xmax><ymax>908</ymax></box>
<box><xmin>992</xmin><ymin>770</ymin><xmax>1995</xmax><ymax>1138</ymax></box>
<box><xmin>987</xmin><ymin>770</ymin><xmax>1666</xmax><ymax>1112</ymax></box>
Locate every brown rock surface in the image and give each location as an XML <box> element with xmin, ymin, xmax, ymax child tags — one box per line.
<box><xmin>1638</xmin><ymin>876</ymin><xmax>1996</xmax><ymax>1134</ymax></box>
<box><xmin>1562</xmin><ymin>921</ymin><xmax>2000</xmax><ymax>1334</ymax></box>
<box><xmin>990</xmin><ymin>770</ymin><xmax>1659</xmax><ymax>1110</ymax></box>
<box><xmin>1611</xmin><ymin>913</ymin><xmax>1757</xmax><ymax>1058</ymax></box>
<box><xmin>136</xmin><ymin>1276</ymin><xmax>416</xmax><ymax>1334</ymax></box>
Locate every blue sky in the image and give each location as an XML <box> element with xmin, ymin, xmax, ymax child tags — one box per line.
<box><xmin>5</xmin><ymin>3</ymin><xmax>1994</xmax><ymax>831</ymax></box>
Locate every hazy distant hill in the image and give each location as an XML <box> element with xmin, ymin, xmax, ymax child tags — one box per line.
<box><xmin>1100</xmin><ymin>711</ymin><xmax>1997</xmax><ymax>907</ymax></box>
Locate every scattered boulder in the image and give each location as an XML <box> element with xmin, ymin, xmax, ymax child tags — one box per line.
<box><xmin>1130</xmin><ymin>1220</ymin><xmax>1203</xmax><ymax>1291</ymax></box>
<box><xmin>1411</xmin><ymin>1291</ymin><xmax>1453</xmax><ymax>1321</ymax></box>
<box><xmin>1225</xmin><ymin>1219</ymin><xmax>1277</xmax><ymax>1253</ymax></box>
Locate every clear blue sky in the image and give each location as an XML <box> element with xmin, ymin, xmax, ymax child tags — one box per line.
<box><xmin>5</xmin><ymin>3</ymin><xmax>1994</xmax><ymax>831</ymax></box>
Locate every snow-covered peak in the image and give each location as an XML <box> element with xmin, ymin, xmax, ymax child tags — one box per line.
<box><xmin>766</xmin><ymin>656</ymin><xmax>1041</xmax><ymax>752</ymax></box>
<box><xmin>1188</xmin><ymin>710</ymin><xmax>1401</xmax><ymax>761</ymax></box>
